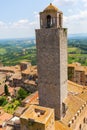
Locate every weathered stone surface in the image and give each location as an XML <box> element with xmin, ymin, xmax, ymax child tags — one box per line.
<box><xmin>36</xmin><ymin>28</ymin><xmax>67</xmax><ymax>119</ymax></box>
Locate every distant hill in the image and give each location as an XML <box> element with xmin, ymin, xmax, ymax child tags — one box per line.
<box><xmin>0</xmin><ymin>36</ymin><xmax>87</xmax><ymax>66</ymax></box>
<box><xmin>68</xmin><ymin>33</ymin><xmax>87</xmax><ymax>39</ymax></box>
<box><xmin>0</xmin><ymin>38</ymin><xmax>36</xmax><ymax>66</ymax></box>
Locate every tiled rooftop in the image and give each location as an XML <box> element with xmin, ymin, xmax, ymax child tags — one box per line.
<box><xmin>62</xmin><ymin>80</ymin><xmax>87</xmax><ymax>125</ymax></box>
<box><xmin>44</xmin><ymin>3</ymin><xmax>59</xmax><ymax>12</ymax></box>
<box><xmin>22</xmin><ymin>66</ymin><xmax>37</xmax><ymax>75</ymax></box>
<box><xmin>77</xmin><ymin>92</ymin><xmax>87</xmax><ymax>102</ymax></box>
<box><xmin>24</xmin><ymin>80</ymin><xmax>37</xmax><ymax>86</ymax></box>
<box><xmin>21</xmin><ymin>105</ymin><xmax>54</xmax><ymax>124</ymax></box>
<box><xmin>10</xmin><ymin>73</ymin><xmax>22</xmax><ymax>80</ymax></box>
<box><xmin>20</xmin><ymin>80</ymin><xmax>87</xmax><ymax>128</ymax></box>
<box><xmin>14</xmin><ymin>107</ymin><xmax>27</xmax><ymax>117</ymax></box>
<box><xmin>68</xmin><ymin>62</ymin><xmax>87</xmax><ymax>74</ymax></box>
<box><xmin>62</xmin><ymin>94</ymin><xmax>85</xmax><ymax>125</ymax></box>
<box><xmin>0</xmin><ymin>65</ymin><xmax>20</xmax><ymax>73</ymax></box>
<box><xmin>68</xmin><ymin>80</ymin><xmax>85</xmax><ymax>94</ymax></box>
<box><xmin>22</xmin><ymin>91</ymin><xmax>38</xmax><ymax>106</ymax></box>
<box><xmin>55</xmin><ymin>121</ymin><xmax>72</xmax><ymax>130</ymax></box>
<box><xmin>0</xmin><ymin>112</ymin><xmax>13</xmax><ymax>126</ymax></box>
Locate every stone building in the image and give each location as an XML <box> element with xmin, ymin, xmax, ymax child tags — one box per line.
<box><xmin>20</xmin><ymin>62</ymin><xmax>31</xmax><ymax>71</ymax></box>
<box><xmin>36</xmin><ymin>3</ymin><xmax>67</xmax><ymax>120</ymax></box>
<box><xmin>0</xmin><ymin>72</ymin><xmax>6</xmax><ymax>84</ymax></box>
<box><xmin>20</xmin><ymin>80</ymin><xmax>87</xmax><ymax>130</ymax></box>
<box><xmin>68</xmin><ymin>62</ymin><xmax>87</xmax><ymax>86</ymax></box>
<box><xmin>21</xmin><ymin>66</ymin><xmax>37</xmax><ymax>81</ymax></box>
<box><xmin>20</xmin><ymin>105</ymin><xmax>55</xmax><ymax>130</ymax></box>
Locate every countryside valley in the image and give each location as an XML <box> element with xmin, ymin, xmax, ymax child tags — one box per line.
<box><xmin>0</xmin><ymin>35</ymin><xmax>87</xmax><ymax>66</ymax></box>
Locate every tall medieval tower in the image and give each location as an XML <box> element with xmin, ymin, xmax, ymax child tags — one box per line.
<box><xmin>36</xmin><ymin>3</ymin><xmax>67</xmax><ymax>120</ymax></box>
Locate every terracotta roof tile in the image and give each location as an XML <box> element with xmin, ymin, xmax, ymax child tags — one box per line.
<box><xmin>62</xmin><ymin>94</ymin><xmax>85</xmax><ymax>125</ymax></box>
<box><xmin>55</xmin><ymin>121</ymin><xmax>72</xmax><ymax>130</ymax></box>
<box><xmin>68</xmin><ymin>80</ymin><xmax>85</xmax><ymax>94</ymax></box>
<box><xmin>44</xmin><ymin>3</ymin><xmax>58</xmax><ymax>12</ymax></box>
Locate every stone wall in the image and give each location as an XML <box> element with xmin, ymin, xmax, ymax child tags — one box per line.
<box><xmin>36</xmin><ymin>28</ymin><xmax>67</xmax><ymax>119</ymax></box>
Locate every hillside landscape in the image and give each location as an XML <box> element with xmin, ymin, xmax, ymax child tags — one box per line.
<box><xmin>0</xmin><ymin>35</ymin><xmax>87</xmax><ymax>66</ymax></box>
<box><xmin>68</xmin><ymin>36</ymin><xmax>87</xmax><ymax>65</ymax></box>
<box><xmin>0</xmin><ymin>38</ymin><xmax>36</xmax><ymax>66</ymax></box>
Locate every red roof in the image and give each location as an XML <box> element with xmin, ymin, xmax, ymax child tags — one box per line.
<box><xmin>0</xmin><ymin>112</ymin><xmax>13</xmax><ymax>126</ymax></box>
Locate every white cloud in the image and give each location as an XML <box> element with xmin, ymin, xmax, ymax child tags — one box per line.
<box><xmin>63</xmin><ymin>10</ymin><xmax>87</xmax><ymax>34</ymax></box>
<box><xmin>82</xmin><ymin>0</ymin><xmax>87</xmax><ymax>7</ymax></box>
<box><xmin>0</xmin><ymin>21</ymin><xmax>7</xmax><ymax>28</ymax></box>
<box><xmin>53</xmin><ymin>0</ymin><xmax>77</xmax><ymax>6</ymax></box>
<box><xmin>0</xmin><ymin>19</ymin><xmax>39</xmax><ymax>39</ymax></box>
<box><xmin>65</xmin><ymin>10</ymin><xmax>87</xmax><ymax>23</ymax></box>
<box><xmin>12</xmin><ymin>19</ymin><xmax>30</xmax><ymax>28</ymax></box>
<box><xmin>0</xmin><ymin>21</ymin><xmax>5</xmax><ymax>26</ymax></box>
<box><xmin>0</xmin><ymin>1</ymin><xmax>87</xmax><ymax>38</ymax></box>
<box><xmin>52</xmin><ymin>0</ymin><xmax>87</xmax><ymax>34</ymax></box>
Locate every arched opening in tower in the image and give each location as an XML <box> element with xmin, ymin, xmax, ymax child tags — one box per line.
<box><xmin>59</xmin><ymin>14</ymin><xmax>62</xmax><ymax>27</ymax></box>
<box><xmin>47</xmin><ymin>15</ymin><xmax>52</xmax><ymax>28</ymax></box>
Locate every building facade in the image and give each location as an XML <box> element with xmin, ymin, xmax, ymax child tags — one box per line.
<box><xmin>20</xmin><ymin>105</ymin><xmax>55</xmax><ymax>130</ymax></box>
<box><xmin>68</xmin><ymin>62</ymin><xmax>87</xmax><ymax>86</ymax></box>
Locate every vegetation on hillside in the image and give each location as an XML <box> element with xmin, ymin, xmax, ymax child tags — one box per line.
<box><xmin>0</xmin><ymin>37</ymin><xmax>87</xmax><ymax>66</ymax></box>
<box><xmin>68</xmin><ymin>38</ymin><xmax>87</xmax><ymax>65</ymax></box>
<box><xmin>0</xmin><ymin>39</ymin><xmax>36</xmax><ymax>66</ymax></box>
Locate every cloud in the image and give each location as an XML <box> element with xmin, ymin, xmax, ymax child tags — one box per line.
<box><xmin>53</xmin><ymin>0</ymin><xmax>77</xmax><ymax>6</ymax></box>
<box><xmin>0</xmin><ymin>19</ymin><xmax>39</xmax><ymax>39</ymax></box>
<box><xmin>0</xmin><ymin>1</ymin><xmax>87</xmax><ymax>38</ymax></box>
<box><xmin>52</xmin><ymin>0</ymin><xmax>87</xmax><ymax>34</ymax></box>
<box><xmin>4</xmin><ymin>19</ymin><xmax>38</xmax><ymax>29</ymax></box>
<box><xmin>65</xmin><ymin>10</ymin><xmax>87</xmax><ymax>23</ymax></box>
<box><xmin>82</xmin><ymin>0</ymin><xmax>87</xmax><ymax>7</ymax></box>
<box><xmin>11</xmin><ymin>19</ymin><xmax>30</xmax><ymax>28</ymax></box>
<box><xmin>0</xmin><ymin>21</ymin><xmax>7</xmax><ymax>28</ymax></box>
<box><xmin>63</xmin><ymin>10</ymin><xmax>87</xmax><ymax>33</ymax></box>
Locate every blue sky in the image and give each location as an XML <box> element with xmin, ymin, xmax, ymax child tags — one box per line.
<box><xmin>0</xmin><ymin>0</ymin><xmax>87</xmax><ymax>39</ymax></box>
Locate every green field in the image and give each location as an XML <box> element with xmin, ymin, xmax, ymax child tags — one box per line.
<box><xmin>68</xmin><ymin>47</ymin><xmax>81</xmax><ymax>54</ymax></box>
<box><xmin>68</xmin><ymin>54</ymin><xmax>87</xmax><ymax>63</ymax></box>
<box><xmin>0</xmin><ymin>39</ymin><xmax>36</xmax><ymax>66</ymax></box>
<box><xmin>0</xmin><ymin>48</ymin><xmax>6</xmax><ymax>55</ymax></box>
<box><xmin>0</xmin><ymin>38</ymin><xmax>87</xmax><ymax>66</ymax></box>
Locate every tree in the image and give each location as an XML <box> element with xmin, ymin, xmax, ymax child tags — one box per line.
<box><xmin>4</xmin><ymin>84</ymin><xmax>9</xmax><ymax>96</ymax></box>
<box><xmin>17</xmin><ymin>88</ymin><xmax>28</xmax><ymax>100</ymax></box>
<box><xmin>0</xmin><ymin>96</ymin><xmax>8</xmax><ymax>106</ymax></box>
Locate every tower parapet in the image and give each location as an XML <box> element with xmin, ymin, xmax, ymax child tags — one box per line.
<box><xmin>40</xmin><ymin>3</ymin><xmax>63</xmax><ymax>29</ymax></box>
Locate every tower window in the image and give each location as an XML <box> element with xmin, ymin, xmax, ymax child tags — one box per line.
<box><xmin>47</xmin><ymin>15</ymin><xmax>52</xmax><ymax>28</ymax></box>
<box><xmin>41</xmin><ymin>19</ymin><xmax>43</xmax><ymax>26</ymax></box>
<box><xmin>59</xmin><ymin>14</ymin><xmax>62</xmax><ymax>27</ymax></box>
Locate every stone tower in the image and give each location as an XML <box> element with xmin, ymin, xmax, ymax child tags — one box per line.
<box><xmin>36</xmin><ymin>3</ymin><xmax>67</xmax><ymax>120</ymax></box>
